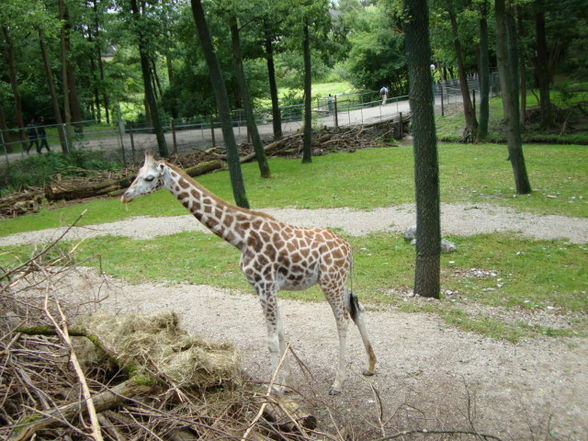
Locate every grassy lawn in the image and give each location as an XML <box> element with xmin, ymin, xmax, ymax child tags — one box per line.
<box><xmin>1</xmin><ymin>229</ymin><xmax>586</xmax><ymax>342</ymax></box>
<box><xmin>1</xmin><ymin>145</ymin><xmax>586</xmax><ymax>342</ymax></box>
<box><xmin>0</xmin><ymin>144</ymin><xmax>586</xmax><ymax>238</ymax></box>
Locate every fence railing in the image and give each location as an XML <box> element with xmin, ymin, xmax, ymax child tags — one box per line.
<box><xmin>0</xmin><ymin>74</ymin><xmax>499</xmax><ymax>166</ymax></box>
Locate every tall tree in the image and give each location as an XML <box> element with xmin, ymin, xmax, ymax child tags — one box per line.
<box><xmin>1</xmin><ymin>26</ymin><xmax>26</xmax><ymax>149</ymax></box>
<box><xmin>190</xmin><ymin>0</ymin><xmax>249</xmax><ymax>208</ymax></box>
<box><xmin>229</xmin><ymin>15</ymin><xmax>271</xmax><ymax>178</ymax></box>
<box><xmin>301</xmin><ymin>18</ymin><xmax>313</xmax><ymax>163</ymax></box>
<box><xmin>495</xmin><ymin>0</ymin><xmax>531</xmax><ymax>194</ymax></box>
<box><xmin>534</xmin><ymin>5</ymin><xmax>553</xmax><ymax>128</ymax></box>
<box><xmin>263</xmin><ymin>23</ymin><xmax>283</xmax><ymax>140</ymax></box>
<box><xmin>129</xmin><ymin>0</ymin><xmax>169</xmax><ymax>157</ymax></box>
<box><xmin>476</xmin><ymin>0</ymin><xmax>490</xmax><ymax>141</ymax></box>
<box><xmin>404</xmin><ymin>0</ymin><xmax>441</xmax><ymax>298</ymax></box>
<box><xmin>446</xmin><ymin>0</ymin><xmax>478</xmax><ymax>141</ymax></box>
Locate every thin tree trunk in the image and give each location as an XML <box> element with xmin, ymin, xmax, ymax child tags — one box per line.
<box><xmin>1</xmin><ymin>26</ymin><xmax>26</xmax><ymax>149</ymax></box>
<box><xmin>61</xmin><ymin>3</ymin><xmax>83</xmax><ymax>132</ymax></box>
<box><xmin>535</xmin><ymin>9</ymin><xmax>553</xmax><ymax>128</ymax></box>
<box><xmin>477</xmin><ymin>0</ymin><xmax>490</xmax><ymax>141</ymax></box>
<box><xmin>93</xmin><ymin>0</ymin><xmax>110</xmax><ymax>124</ymax></box>
<box><xmin>39</xmin><ymin>29</ymin><xmax>68</xmax><ymax>152</ymax></box>
<box><xmin>230</xmin><ymin>16</ymin><xmax>271</xmax><ymax>178</ymax></box>
<box><xmin>151</xmin><ymin>57</ymin><xmax>163</xmax><ymax>98</ymax></box>
<box><xmin>447</xmin><ymin>4</ymin><xmax>477</xmax><ymax>142</ymax></box>
<box><xmin>59</xmin><ymin>0</ymin><xmax>72</xmax><ymax>137</ymax></box>
<box><xmin>302</xmin><ymin>20</ymin><xmax>312</xmax><ymax>164</ymax></box>
<box><xmin>518</xmin><ymin>12</ymin><xmax>527</xmax><ymax>127</ymax></box>
<box><xmin>495</xmin><ymin>0</ymin><xmax>531</xmax><ymax>194</ymax></box>
<box><xmin>265</xmin><ymin>34</ymin><xmax>283</xmax><ymax>140</ymax></box>
<box><xmin>130</xmin><ymin>0</ymin><xmax>168</xmax><ymax>157</ymax></box>
<box><xmin>190</xmin><ymin>0</ymin><xmax>249</xmax><ymax>208</ymax></box>
<box><xmin>403</xmin><ymin>0</ymin><xmax>440</xmax><ymax>298</ymax></box>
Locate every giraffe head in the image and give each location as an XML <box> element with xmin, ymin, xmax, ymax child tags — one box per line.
<box><xmin>121</xmin><ymin>152</ymin><xmax>165</xmax><ymax>203</ymax></box>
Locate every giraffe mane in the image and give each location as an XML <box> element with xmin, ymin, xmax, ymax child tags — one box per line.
<box><xmin>162</xmin><ymin>160</ymin><xmax>277</xmax><ymax>220</ymax></box>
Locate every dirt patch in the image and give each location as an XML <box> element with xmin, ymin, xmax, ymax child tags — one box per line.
<box><xmin>34</xmin><ymin>267</ymin><xmax>588</xmax><ymax>441</ymax></box>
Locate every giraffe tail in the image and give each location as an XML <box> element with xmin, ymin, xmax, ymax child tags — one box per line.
<box><xmin>348</xmin><ymin>291</ymin><xmax>364</xmax><ymax>323</ymax></box>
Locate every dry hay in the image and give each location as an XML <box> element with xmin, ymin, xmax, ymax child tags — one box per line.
<box><xmin>77</xmin><ymin>311</ymin><xmax>240</xmax><ymax>389</ymax></box>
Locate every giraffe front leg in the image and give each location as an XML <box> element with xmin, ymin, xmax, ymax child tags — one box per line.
<box><xmin>330</xmin><ymin>315</ymin><xmax>349</xmax><ymax>395</ymax></box>
<box><xmin>257</xmin><ymin>287</ymin><xmax>290</xmax><ymax>393</ymax></box>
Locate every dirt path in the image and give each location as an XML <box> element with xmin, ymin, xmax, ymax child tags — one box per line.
<box><xmin>1</xmin><ymin>202</ymin><xmax>587</xmax><ymax>247</ymax></box>
<box><xmin>11</xmin><ymin>202</ymin><xmax>584</xmax><ymax>440</ymax></box>
<box><xmin>49</xmin><ymin>268</ymin><xmax>586</xmax><ymax>441</ymax></box>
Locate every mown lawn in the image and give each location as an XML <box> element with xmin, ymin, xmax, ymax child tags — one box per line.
<box><xmin>0</xmin><ymin>144</ymin><xmax>586</xmax><ymax>238</ymax></box>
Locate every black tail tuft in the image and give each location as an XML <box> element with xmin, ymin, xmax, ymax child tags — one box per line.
<box><xmin>349</xmin><ymin>292</ymin><xmax>361</xmax><ymax>323</ymax></box>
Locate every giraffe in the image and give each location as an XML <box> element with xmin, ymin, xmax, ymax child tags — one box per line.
<box><xmin>121</xmin><ymin>152</ymin><xmax>377</xmax><ymax>394</ymax></box>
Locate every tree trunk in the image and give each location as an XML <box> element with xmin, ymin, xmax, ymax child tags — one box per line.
<box><xmin>2</xmin><ymin>26</ymin><xmax>27</xmax><ymax>150</ymax></box>
<box><xmin>58</xmin><ymin>0</ymin><xmax>72</xmax><ymax>151</ymax></box>
<box><xmin>535</xmin><ymin>10</ymin><xmax>553</xmax><ymax>128</ymax></box>
<box><xmin>447</xmin><ymin>4</ymin><xmax>478</xmax><ymax>142</ymax></box>
<box><xmin>477</xmin><ymin>0</ymin><xmax>490</xmax><ymax>141</ymax></box>
<box><xmin>518</xmin><ymin>12</ymin><xmax>527</xmax><ymax>127</ymax></box>
<box><xmin>302</xmin><ymin>21</ymin><xmax>312</xmax><ymax>164</ymax></box>
<box><xmin>190</xmin><ymin>0</ymin><xmax>249</xmax><ymax>208</ymax></box>
<box><xmin>230</xmin><ymin>16</ymin><xmax>271</xmax><ymax>178</ymax></box>
<box><xmin>264</xmin><ymin>34</ymin><xmax>283</xmax><ymax>140</ymax></box>
<box><xmin>93</xmin><ymin>0</ymin><xmax>110</xmax><ymax>124</ymax></box>
<box><xmin>495</xmin><ymin>0</ymin><xmax>531</xmax><ymax>194</ymax></box>
<box><xmin>403</xmin><ymin>0</ymin><xmax>440</xmax><ymax>298</ymax></box>
<box><xmin>130</xmin><ymin>0</ymin><xmax>168</xmax><ymax>157</ymax></box>
<box><xmin>39</xmin><ymin>30</ymin><xmax>68</xmax><ymax>152</ymax></box>
<box><xmin>61</xmin><ymin>3</ymin><xmax>83</xmax><ymax>132</ymax></box>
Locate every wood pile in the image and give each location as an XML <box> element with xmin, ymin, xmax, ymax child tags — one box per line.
<box><xmin>1</xmin><ymin>119</ymin><xmax>407</xmax><ymax>217</ymax></box>
<box><xmin>1</xmin><ymin>258</ymin><xmax>319</xmax><ymax>441</ymax></box>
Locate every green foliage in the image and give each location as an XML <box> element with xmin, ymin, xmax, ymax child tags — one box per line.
<box><xmin>0</xmin><ymin>150</ymin><xmax>121</xmax><ymax>194</ymax></box>
<box><xmin>343</xmin><ymin>3</ymin><xmax>407</xmax><ymax>93</ymax></box>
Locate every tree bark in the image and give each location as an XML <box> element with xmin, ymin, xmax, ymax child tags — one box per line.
<box><xmin>403</xmin><ymin>0</ymin><xmax>440</xmax><ymax>298</ymax></box>
<box><xmin>534</xmin><ymin>9</ymin><xmax>553</xmax><ymax>128</ymax></box>
<box><xmin>495</xmin><ymin>0</ymin><xmax>531</xmax><ymax>194</ymax></box>
<box><xmin>264</xmin><ymin>33</ymin><xmax>283</xmax><ymax>140</ymax></box>
<box><xmin>58</xmin><ymin>0</ymin><xmax>72</xmax><ymax>152</ymax></box>
<box><xmin>518</xmin><ymin>12</ymin><xmax>527</xmax><ymax>127</ymax></box>
<box><xmin>190</xmin><ymin>0</ymin><xmax>249</xmax><ymax>208</ymax></box>
<box><xmin>477</xmin><ymin>0</ymin><xmax>490</xmax><ymax>141</ymax></box>
<box><xmin>230</xmin><ymin>16</ymin><xmax>271</xmax><ymax>178</ymax></box>
<box><xmin>2</xmin><ymin>26</ymin><xmax>26</xmax><ymax>149</ymax></box>
<box><xmin>38</xmin><ymin>29</ymin><xmax>68</xmax><ymax>152</ymax></box>
<box><xmin>61</xmin><ymin>3</ymin><xmax>83</xmax><ymax>132</ymax></box>
<box><xmin>93</xmin><ymin>0</ymin><xmax>110</xmax><ymax>124</ymax></box>
<box><xmin>447</xmin><ymin>3</ymin><xmax>477</xmax><ymax>142</ymax></box>
<box><xmin>130</xmin><ymin>0</ymin><xmax>169</xmax><ymax>157</ymax></box>
<box><xmin>302</xmin><ymin>21</ymin><xmax>313</xmax><ymax>164</ymax></box>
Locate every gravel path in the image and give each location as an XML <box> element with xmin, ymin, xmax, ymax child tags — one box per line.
<box><xmin>1</xmin><ymin>202</ymin><xmax>587</xmax><ymax>246</ymax></box>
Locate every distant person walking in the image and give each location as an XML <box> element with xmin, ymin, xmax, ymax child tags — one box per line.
<box><xmin>37</xmin><ymin>117</ymin><xmax>51</xmax><ymax>153</ymax></box>
<box><xmin>327</xmin><ymin>94</ymin><xmax>334</xmax><ymax>113</ymax></box>
<box><xmin>26</xmin><ymin>118</ymin><xmax>39</xmax><ymax>154</ymax></box>
<box><xmin>379</xmin><ymin>86</ymin><xmax>389</xmax><ymax>105</ymax></box>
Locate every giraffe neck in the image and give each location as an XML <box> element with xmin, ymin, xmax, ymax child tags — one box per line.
<box><xmin>162</xmin><ymin>162</ymin><xmax>249</xmax><ymax>249</ymax></box>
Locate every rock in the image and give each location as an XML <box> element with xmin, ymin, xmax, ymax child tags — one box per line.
<box><xmin>441</xmin><ymin>239</ymin><xmax>457</xmax><ymax>253</ymax></box>
<box><xmin>404</xmin><ymin>225</ymin><xmax>417</xmax><ymax>241</ymax></box>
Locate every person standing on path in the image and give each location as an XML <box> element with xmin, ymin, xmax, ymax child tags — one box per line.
<box><xmin>26</xmin><ymin>118</ymin><xmax>39</xmax><ymax>154</ymax></box>
<box><xmin>379</xmin><ymin>86</ymin><xmax>389</xmax><ymax>105</ymax></box>
<box><xmin>36</xmin><ymin>117</ymin><xmax>51</xmax><ymax>153</ymax></box>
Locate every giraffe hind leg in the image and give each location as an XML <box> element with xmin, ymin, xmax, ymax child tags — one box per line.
<box><xmin>349</xmin><ymin>292</ymin><xmax>377</xmax><ymax>376</ymax></box>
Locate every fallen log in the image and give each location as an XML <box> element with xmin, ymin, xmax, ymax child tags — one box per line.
<box><xmin>0</xmin><ymin>190</ymin><xmax>43</xmax><ymax>217</ymax></box>
<box><xmin>45</xmin><ymin>179</ymin><xmax>120</xmax><ymax>202</ymax></box>
<box><xmin>184</xmin><ymin>159</ymin><xmax>225</xmax><ymax>177</ymax></box>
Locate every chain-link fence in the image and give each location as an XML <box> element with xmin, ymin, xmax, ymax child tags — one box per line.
<box><xmin>0</xmin><ymin>74</ymin><xmax>500</xmax><ymax>167</ymax></box>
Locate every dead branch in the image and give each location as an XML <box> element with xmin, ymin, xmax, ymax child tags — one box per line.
<box><xmin>372</xmin><ymin>429</ymin><xmax>504</xmax><ymax>441</ymax></box>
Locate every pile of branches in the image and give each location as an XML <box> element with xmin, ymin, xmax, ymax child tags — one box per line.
<box><xmin>0</xmin><ymin>233</ymin><xmax>322</xmax><ymax>441</ymax></box>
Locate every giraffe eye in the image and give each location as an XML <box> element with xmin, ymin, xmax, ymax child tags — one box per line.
<box><xmin>144</xmin><ymin>176</ymin><xmax>155</xmax><ymax>182</ymax></box>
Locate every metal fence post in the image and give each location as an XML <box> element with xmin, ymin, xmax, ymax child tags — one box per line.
<box><xmin>1</xmin><ymin>131</ymin><xmax>8</xmax><ymax>166</ymax></box>
<box><xmin>210</xmin><ymin>115</ymin><xmax>216</xmax><ymax>147</ymax></box>
<box><xmin>117</xmin><ymin>119</ymin><xmax>127</xmax><ymax>166</ymax></box>
<box><xmin>441</xmin><ymin>87</ymin><xmax>445</xmax><ymax>116</ymax></box>
<box><xmin>129</xmin><ymin>125</ymin><xmax>136</xmax><ymax>164</ymax></box>
<box><xmin>171</xmin><ymin>118</ymin><xmax>177</xmax><ymax>155</ymax></box>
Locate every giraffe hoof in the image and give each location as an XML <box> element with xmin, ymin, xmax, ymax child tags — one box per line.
<box><xmin>328</xmin><ymin>388</ymin><xmax>342</xmax><ymax>396</ymax></box>
<box><xmin>362</xmin><ymin>369</ymin><xmax>376</xmax><ymax>377</ymax></box>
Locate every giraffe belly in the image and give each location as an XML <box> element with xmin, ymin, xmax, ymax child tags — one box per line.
<box><xmin>279</xmin><ymin>268</ymin><xmax>319</xmax><ymax>291</ymax></box>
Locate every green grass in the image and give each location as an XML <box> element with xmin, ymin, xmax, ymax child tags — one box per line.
<box><xmin>1</xmin><ymin>230</ymin><xmax>585</xmax><ymax>342</ymax></box>
<box><xmin>0</xmin><ymin>144</ymin><xmax>586</xmax><ymax>237</ymax></box>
